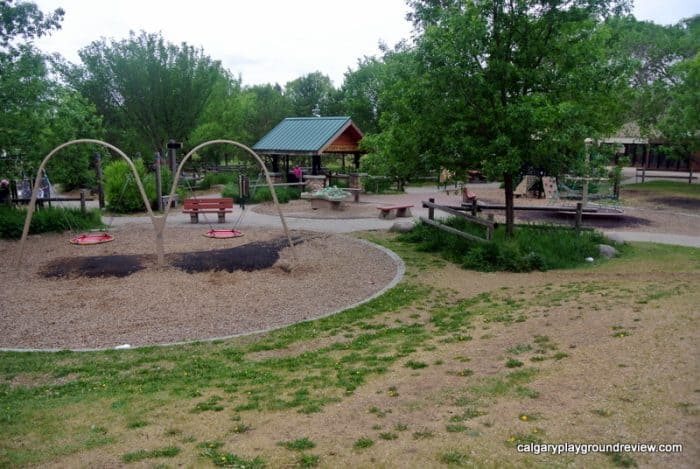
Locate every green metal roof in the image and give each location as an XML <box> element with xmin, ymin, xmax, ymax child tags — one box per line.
<box><xmin>253</xmin><ymin>116</ymin><xmax>354</xmax><ymax>154</ymax></box>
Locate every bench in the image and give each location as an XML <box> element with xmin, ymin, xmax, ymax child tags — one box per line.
<box><xmin>377</xmin><ymin>204</ymin><xmax>414</xmax><ymax>219</ymax></box>
<box><xmin>183</xmin><ymin>197</ymin><xmax>233</xmax><ymax>223</ymax></box>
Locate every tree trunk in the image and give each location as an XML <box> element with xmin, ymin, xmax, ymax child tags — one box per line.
<box><xmin>504</xmin><ymin>172</ymin><xmax>514</xmax><ymax>237</ymax></box>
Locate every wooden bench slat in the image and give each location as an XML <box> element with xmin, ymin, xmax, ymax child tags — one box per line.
<box><xmin>183</xmin><ymin>198</ymin><xmax>234</xmax><ymax>224</ymax></box>
<box><xmin>377</xmin><ymin>204</ymin><xmax>414</xmax><ymax>211</ymax></box>
<box><xmin>377</xmin><ymin>204</ymin><xmax>413</xmax><ymax>219</ymax></box>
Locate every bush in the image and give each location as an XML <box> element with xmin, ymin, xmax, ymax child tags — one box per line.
<box><xmin>196</xmin><ymin>172</ymin><xmax>237</xmax><ymax>190</ymax></box>
<box><xmin>221</xmin><ymin>183</ymin><xmax>239</xmax><ymax>199</ymax></box>
<box><xmin>252</xmin><ymin>187</ymin><xmax>301</xmax><ymax>204</ymax></box>
<box><xmin>103</xmin><ymin>159</ymin><xmax>155</xmax><ymax>213</ymax></box>
<box><xmin>362</xmin><ymin>176</ymin><xmax>393</xmax><ymax>194</ymax></box>
<box><xmin>0</xmin><ymin>205</ymin><xmax>102</xmax><ymax>239</ymax></box>
<box><xmin>399</xmin><ymin>217</ymin><xmax>606</xmax><ymax>272</ymax></box>
<box><xmin>158</xmin><ymin>167</ymin><xmax>187</xmax><ymax>208</ymax></box>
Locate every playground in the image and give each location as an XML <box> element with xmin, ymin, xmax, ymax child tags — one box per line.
<box><xmin>1</xmin><ymin>138</ymin><xmax>699</xmax><ymax>467</ymax></box>
<box><xmin>0</xmin><ymin>225</ymin><xmax>401</xmax><ymax>350</ymax></box>
<box><xmin>1</xmin><ymin>167</ymin><xmax>699</xmax><ymax>468</ymax></box>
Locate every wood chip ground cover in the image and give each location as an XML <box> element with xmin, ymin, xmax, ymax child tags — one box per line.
<box><xmin>0</xmin><ymin>226</ymin><xmax>397</xmax><ymax>349</ymax></box>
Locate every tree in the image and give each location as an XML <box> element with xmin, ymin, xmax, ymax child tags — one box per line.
<box><xmin>0</xmin><ymin>0</ymin><xmax>63</xmax><ymax>48</ymax></box>
<box><xmin>658</xmin><ymin>52</ymin><xmax>700</xmax><ymax>167</ymax></box>
<box><xmin>284</xmin><ymin>71</ymin><xmax>335</xmax><ymax>116</ymax></box>
<box><xmin>0</xmin><ymin>1</ymin><xmax>67</xmax><ymax>180</ymax></box>
<box><xmin>40</xmin><ymin>88</ymin><xmax>105</xmax><ymax>190</ymax></box>
<box><xmin>189</xmin><ymin>71</ymin><xmax>247</xmax><ymax>165</ymax></box>
<box><xmin>240</xmin><ymin>83</ymin><xmax>293</xmax><ymax>143</ymax></box>
<box><xmin>400</xmin><ymin>0</ymin><xmax>631</xmax><ymax>235</ymax></box>
<box><xmin>337</xmin><ymin>56</ymin><xmax>386</xmax><ymax>134</ymax></box>
<box><xmin>607</xmin><ymin>14</ymin><xmax>700</xmax><ymax>134</ymax></box>
<box><xmin>359</xmin><ymin>45</ymin><xmax>434</xmax><ymax>189</ymax></box>
<box><xmin>67</xmin><ymin>31</ymin><xmax>223</xmax><ymax>156</ymax></box>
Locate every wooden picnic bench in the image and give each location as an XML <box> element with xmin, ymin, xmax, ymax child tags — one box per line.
<box><xmin>183</xmin><ymin>197</ymin><xmax>233</xmax><ymax>224</ymax></box>
<box><xmin>377</xmin><ymin>204</ymin><xmax>414</xmax><ymax>219</ymax></box>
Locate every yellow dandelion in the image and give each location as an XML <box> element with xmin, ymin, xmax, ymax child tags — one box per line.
<box><xmin>520</xmin><ymin>415</ymin><xmax>528</xmax><ymax>421</ymax></box>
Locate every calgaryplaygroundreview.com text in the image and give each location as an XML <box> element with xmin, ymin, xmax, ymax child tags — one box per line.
<box><xmin>516</xmin><ymin>442</ymin><xmax>683</xmax><ymax>455</ymax></box>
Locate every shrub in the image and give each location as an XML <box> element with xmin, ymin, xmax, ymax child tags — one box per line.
<box><xmin>196</xmin><ymin>172</ymin><xmax>237</xmax><ymax>190</ymax></box>
<box><xmin>252</xmin><ymin>187</ymin><xmax>301</xmax><ymax>204</ymax></box>
<box><xmin>362</xmin><ymin>176</ymin><xmax>393</xmax><ymax>194</ymax></box>
<box><xmin>399</xmin><ymin>217</ymin><xmax>606</xmax><ymax>272</ymax></box>
<box><xmin>158</xmin><ymin>167</ymin><xmax>187</xmax><ymax>208</ymax></box>
<box><xmin>221</xmin><ymin>183</ymin><xmax>240</xmax><ymax>199</ymax></box>
<box><xmin>0</xmin><ymin>206</ymin><xmax>102</xmax><ymax>239</ymax></box>
<box><xmin>103</xmin><ymin>159</ymin><xmax>155</xmax><ymax>213</ymax></box>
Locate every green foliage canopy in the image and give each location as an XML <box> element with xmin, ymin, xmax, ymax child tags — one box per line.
<box><xmin>68</xmin><ymin>31</ymin><xmax>224</xmax><ymax>155</ymax></box>
<box><xmin>378</xmin><ymin>0</ymin><xmax>633</xmax><ymax>234</ymax></box>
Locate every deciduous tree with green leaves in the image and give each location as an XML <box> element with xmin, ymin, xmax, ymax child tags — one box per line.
<box><xmin>284</xmin><ymin>71</ymin><xmax>335</xmax><ymax>117</ymax></box>
<box><xmin>0</xmin><ymin>1</ymin><xmax>103</xmax><ymax>190</ymax></box>
<box><xmin>0</xmin><ymin>0</ymin><xmax>64</xmax><ymax>177</ymax></box>
<box><xmin>403</xmin><ymin>0</ymin><xmax>631</xmax><ymax>235</ymax></box>
<box><xmin>658</xmin><ymin>51</ymin><xmax>700</xmax><ymax>168</ymax></box>
<box><xmin>66</xmin><ymin>31</ymin><xmax>224</xmax><ymax>156</ymax></box>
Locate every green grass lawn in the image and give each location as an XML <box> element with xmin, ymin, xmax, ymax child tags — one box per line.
<box><xmin>1</xmin><ymin>235</ymin><xmax>698</xmax><ymax>468</ymax></box>
<box><xmin>622</xmin><ymin>180</ymin><xmax>700</xmax><ymax>198</ymax></box>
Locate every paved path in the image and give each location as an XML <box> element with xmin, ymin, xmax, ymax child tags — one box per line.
<box><xmin>94</xmin><ymin>184</ymin><xmax>700</xmax><ymax>249</ymax></box>
<box><xmin>602</xmin><ymin>231</ymin><xmax>700</xmax><ymax>248</ymax></box>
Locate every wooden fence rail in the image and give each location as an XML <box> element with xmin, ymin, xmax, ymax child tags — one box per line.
<box><xmin>635</xmin><ymin>167</ymin><xmax>696</xmax><ymax>184</ymax></box>
<box><xmin>422</xmin><ymin>198</ymin><xmax>495</xmax><ymax>242</ymax></box>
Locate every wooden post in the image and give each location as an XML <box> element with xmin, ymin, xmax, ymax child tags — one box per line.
<box><xmin>155</xmin><ymin>152</ymin><xmax>163</xmax><ymax>211</ymax></box>
<box><xmin>486</xmin><ymin>213</ymin><xmax>495</xmax><ymax>241</ymax></box>
<box><xmin>575</xmin><ymin>202</ymin><xmax>583</xmax><ymax>233</ymax></box>
<box><xmin>689</xmin><ymin>165</ymin><xmax>693</xmax><ymax>184</ymax></box>
<box><xmin>95</xmin><ymin>152</ymin><xmax>105</xmax><ymax>209</ymax></box>
<box><xmin>79</xmin><ymin>189</ymin><xmax>86</xmax><ymax>214</ymax></box>
<box><xmin>641</xmin><ymin>167</ymin><xmax>646</xmax><ymax>183</ymax></box>
<box><xmin>428</xmin><ymin>197</ymin><xmax>435</xmax><ymax>220</ymax></box>
<box><xmin>471</xmin><ymin>198</ymin><xmax>477</xmax><ymax>217</ymax></box>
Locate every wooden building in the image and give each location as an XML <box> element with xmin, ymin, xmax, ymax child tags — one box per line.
<box><xmin>252</xmin><ymin>116</ymin><xmax>364</xmax><ymax>179</ymax></box>
<box><xmin>603</xmin><ymin>123</ymin><xmax>700</xmax><ymax>171</ymax></box>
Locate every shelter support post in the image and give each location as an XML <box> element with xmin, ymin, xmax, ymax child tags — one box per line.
<box><xmin>312</xmin><ymin>155</ymin><xmax>321</xmax><ymax>175</ymax></box>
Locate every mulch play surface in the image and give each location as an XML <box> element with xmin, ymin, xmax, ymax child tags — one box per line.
<box><xmin>40</xmin><ymin>237</ymin><xmax>303</xmax><ymax>278</ymax></box>
<box><xmin>514</xmin><ymin>210</ymin><xmax>653</xmax><ymax>229</ymax></box>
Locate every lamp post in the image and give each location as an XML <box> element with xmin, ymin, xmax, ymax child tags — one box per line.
<box><xmin>583</xmin><ymin>138</ymin><xmax>593</xmax><ymax>208</ymax></box>
<box><xmin>167</xmin><ymin>139</ymin><xmax>182</xmax><ymax>175</ymax></box>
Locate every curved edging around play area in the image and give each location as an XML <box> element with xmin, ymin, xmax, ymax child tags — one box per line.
<box><xmin>0</xmin><ymin>237</ymin><xmax>405</xmax><ymax>353</ymax></box>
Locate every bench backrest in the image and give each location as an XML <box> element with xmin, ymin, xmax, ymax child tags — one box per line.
<box><xmin>184</xmin><ymin>198</ymin><xmax>233</xmax><ymax>210</ymax></box>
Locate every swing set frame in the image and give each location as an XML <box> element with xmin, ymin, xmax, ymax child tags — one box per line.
<box><xmin>16</xmin><ymin>139</ymin><xmax>297</xmax><ymax>267</ymax></box>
